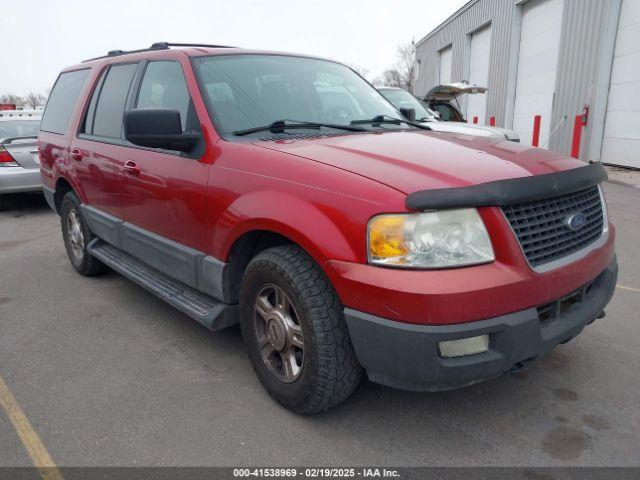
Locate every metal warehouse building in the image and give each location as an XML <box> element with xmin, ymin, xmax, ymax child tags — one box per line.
<box><xmin>415</xmin><ymin>0</ymin><xmax>640</xmax><ymax>168</ymax></box>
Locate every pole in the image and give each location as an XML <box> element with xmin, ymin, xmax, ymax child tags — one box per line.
<box><xmin>571</xmin><ymin>115</ymin><xmax>582</xmax><ymax>159</ymax></box>
<box><xmin>532</xmin><ymin>115</ymin><xmax>541</xmax><ymax>147</ymax></box>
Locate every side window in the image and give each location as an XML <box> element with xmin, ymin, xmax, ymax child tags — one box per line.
<box><xmin>41</xmin><ymin>69</ymin><xmax>90</xmax><ymax>134</ymax></box>
<box><xmin>88</xmin><ymin>63</ymin><xmax>138</xmax><ymax>139</ymax></box>
<box><xmin>135</xmin><ymin>61</ymin><xmax>190</xmax><ymax>130</ymax></box>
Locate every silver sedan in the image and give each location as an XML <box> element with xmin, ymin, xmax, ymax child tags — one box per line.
<box><xmin>0</xmin><ymin>114</ymin><xmax>42</xmax><ymax>209</ymax></box>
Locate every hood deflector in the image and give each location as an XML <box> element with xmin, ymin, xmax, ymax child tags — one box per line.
<box><xmin>405</xmin><ymin>163</ymin><xmax>607</xmax><ymax>211</ymax></box>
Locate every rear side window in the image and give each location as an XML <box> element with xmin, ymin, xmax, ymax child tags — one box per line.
<box><xmin>40</xmin><ymin>69</ymin><xmax>90</xmax><ymax>134</ymax></box>
<box><xmin>87</xmin><ymin>63</ymin><xmax>138</xmax><ymax>139</ymax></box>
<box><xmin>135</xmin><ymin>61</ymin><xmax>190</xmax><ymax>130</ymax></box>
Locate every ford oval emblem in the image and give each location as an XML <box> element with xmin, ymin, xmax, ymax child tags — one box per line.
<box><xmin>565</xmin><ymin>212</ymin><xmax>587</xmax><ymax>231</ymax></box>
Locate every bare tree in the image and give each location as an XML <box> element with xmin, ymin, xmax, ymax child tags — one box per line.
<box><xmin>348</xmin><ymin>64</ymin><xmax>370</xmax><ymax>82</ymax></box>
<box><xmin>0</xmin><ymin>93</ymin><xmax>24</xmax><ymax>106</ymax></box>
<box><xmin>374</xmin><ymin>41</ymin><xmax>418</xmax><ymax>93</ymax></box>
<box><xmin>379</xmin><ymin>69</ymin><xmax>405</xmax><ymax>88</ymax></box>
<box><xmin>25</xmin><ymin>92</ymin><xmax>46</xmax><ymax>109</ymax></box>
<box><xmin>396</xmin><ymin>41</ymin><xmax>417</xmax><ymax>93</ymax></box>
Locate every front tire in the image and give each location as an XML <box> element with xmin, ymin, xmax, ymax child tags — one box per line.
<box><xmin>60</xmin><ymin>191</ymin><xmax>106</xmax><ymax>276</ymax></box>
<box><xmin>240</xmin><ymin>245</ymin><xmax>362</xmax><ymax>414</ymax></box>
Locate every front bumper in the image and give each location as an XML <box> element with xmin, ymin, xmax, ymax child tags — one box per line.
<box><xmin>0</xmin><ymin>166</ymin><xmax>41</xmax><ymax>194</ymax></box>
<box><xmin>344</xmin><ymin>257</ymin><xmax>617</xmax><ymax>392</ymax></box>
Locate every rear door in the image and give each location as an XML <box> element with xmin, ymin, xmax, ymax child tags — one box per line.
<box><xmin>72</xmin><ymin>62</ymin><xmax>140</xmax><ymax>218</ymax></box>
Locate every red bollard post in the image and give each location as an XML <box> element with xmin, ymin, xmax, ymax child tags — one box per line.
<box><xmin>532</xmin><ymin>115</ymin><xmax>541</xmax><ymax>147</ymax></box>
<box><xmin>571</xmin><ymin>114</ymin><xmax>582</xmax><ymax>159</ymax></box>
<box><xmin>489</xmin><ymin>116</ymin><xmax>496</xmax><ymax>126</ymax></box>
<box><xmin>473</xmin><ymin>116</ymin><xmax>478</xmax><ymax>124</ymax></box>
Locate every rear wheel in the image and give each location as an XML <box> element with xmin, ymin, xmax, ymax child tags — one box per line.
<box><xmin>240</xmin><ymin>245</ymin><xmax>362</xmax><ymax>414</ymax></box>
<box><xmin>60</xmin><ymin>191</ymin><xmax>106</xmax><ymax>276</ymax></box>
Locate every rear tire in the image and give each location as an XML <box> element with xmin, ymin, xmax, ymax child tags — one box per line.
<box><xmin>240</xmin><ymin>245</ymin><xmax>362</xmax><ymax>414</ymax></box>
<box><xmin>60</xmin><ymin>191</ymin><xmax>107</xmax><ymax>276</ymax></box>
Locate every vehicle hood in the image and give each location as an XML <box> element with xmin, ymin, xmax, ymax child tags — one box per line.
<box><xmin>424</xmin><ymin>83</ymin><xmax>487</xmax><ymax>101</ymax></box>
<box><xmin>481</xmin><ymin>125</ymin><xmax>520</xmax><ymax>141</ymax></box>
<box><xmin>423</xmin><ymin>121</ymin><xmax>500</xmax><ymax>138</ymax></box>
<box><xmin>252</xmin><ymin>131</ymin><xmax>584</xmax><ymax>195</ymax></box>
<box><xmin>424</xmin><ymin>121</ymin><xmax>520</xmax><ymax>141</ymax></box>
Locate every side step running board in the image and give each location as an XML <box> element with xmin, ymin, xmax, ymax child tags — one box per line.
<box><xmin>88</xmin><ymin>239</ymin><xmax>238</xmax><ymax>331</ymax></box>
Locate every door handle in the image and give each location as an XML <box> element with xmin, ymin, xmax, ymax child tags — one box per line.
<box><xmin>70</xmin><ymin>148</ymin><xmax>83</xmax><ymax>161</ymax></box>
<box><xmin>123</xmin><ymin>160</ymin><xmax>140</xmax><ymax>176</ymax></box>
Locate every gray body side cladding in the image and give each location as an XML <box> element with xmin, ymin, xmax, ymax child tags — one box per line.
<box><xmin>81</xmin><ymin>204</ymin><xmax>231</xmax><ymax>305</ymax></box>
<box><xmin>42</xmin><ymin>185</ymin><xmax>57</xmax><ymax>213</ymax></box>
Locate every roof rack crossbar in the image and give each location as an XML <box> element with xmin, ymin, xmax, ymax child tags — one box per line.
<box><xmin>82</xmin><ymin>42</ymin><xmax>233</xmax><ymax>63</ymax></box>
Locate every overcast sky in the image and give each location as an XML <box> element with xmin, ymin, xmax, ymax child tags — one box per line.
<box><xmin>1</xmin><ymin>0</ymin><xmax>467</xmax><ymax>96</ymax></box>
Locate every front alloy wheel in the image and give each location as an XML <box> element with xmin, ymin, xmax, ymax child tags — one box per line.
<box><xmin>240</xmin><ymin>245</ymin><xmax>362</xmax><ymax>414</ymax></box>
<box><xmin>254</xmin><ymin>283</ymin><xmax>304</xmax><ymax>383</ymax></box>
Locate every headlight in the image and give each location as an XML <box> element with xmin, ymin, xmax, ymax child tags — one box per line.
<box><xmin>368</xmin><ymin>209</ymin><xmax>495</xmax><ymax>268</ymax></box>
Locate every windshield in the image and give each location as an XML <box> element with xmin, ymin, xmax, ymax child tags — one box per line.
<box><xmin>193</xmin><ymin>55</ymin><xmax>406</xmax><ymax>136</ymax></box>
<box><xmin>0</xmin><ymin>119</ymin><xmax>41</xmax><ymax>140</ymax></box>
<box><xmin>378</xmin><ymin>89</ymin><xmax>436</xmax><ymax>122</ymax></box>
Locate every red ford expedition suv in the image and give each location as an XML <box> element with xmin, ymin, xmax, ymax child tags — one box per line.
<box><xmin>39</xmin><ymin>43</ymin><xmax>617</xmax><ymax>413</ymax></box>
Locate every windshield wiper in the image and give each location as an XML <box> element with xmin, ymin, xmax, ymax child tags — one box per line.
<box><xmin>350</xmin><ymin>115</ymin><xmax>431</xmax><ymax>130</ymax></box>
<box><xmin>233</xmin><ymin>120</ymin><xmax>368</xmax><ymax>136</ymax></box>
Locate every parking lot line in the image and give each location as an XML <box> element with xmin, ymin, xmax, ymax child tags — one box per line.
<box><xmin>616</xmin><ymin>284</ymin><xmax>640</xmax><ymax>293</ymax></box>
<box><xmin>0</xmin><ymin>374</ymin><xmax>63</xmax><ymax>480</ymax></box>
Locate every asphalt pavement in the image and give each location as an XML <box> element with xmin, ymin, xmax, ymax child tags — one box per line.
<box><xmin>0</xmin><ymin>182</ymin><xmax>638</xmax><ymax>468</ymax></box>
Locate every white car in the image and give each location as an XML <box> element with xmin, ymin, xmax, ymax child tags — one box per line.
<box><xmin>378</xmin><ymin>86</ymin><xmax>520</xmax><ymax>142</ymax></box>
<box><xmin>422</xmin><ymin>82</ymin><xmax>520</xmax><ymax>142</ymax></box>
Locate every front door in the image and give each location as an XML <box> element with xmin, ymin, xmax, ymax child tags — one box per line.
<box><xmin>119</xmin><ymin>60</ymin><xmax>209</xmax><ymax>260</ymax></box>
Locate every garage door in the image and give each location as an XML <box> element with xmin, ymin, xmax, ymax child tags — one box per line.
<box><xmin>600</xmin><ymin>0</ymin><xmax>640</xmax><ymax>168</ymax></box>
<box><xmin>439</xmin><ymin>45</ymin><xmax>452</xmax><ymax>85</ymax></box>
<box><xmin>512</xmin><ymin>0</ymin><xmax>564</xmax><ymax>146</ymax></box>
<box><xmin>466</xmin><ymin>24</ymin><xmax>492</xmax><ymax>124</ymax></box>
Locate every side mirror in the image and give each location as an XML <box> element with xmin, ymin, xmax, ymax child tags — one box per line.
<box><xmin>124</xmin><ymin>109</ymin><xmax>199</xmax><ymax>152</ymax></box>
<box><xmin>399</xmin><ymin>107</ymin><xmax>416</xmax><ymax>122</ymax></box>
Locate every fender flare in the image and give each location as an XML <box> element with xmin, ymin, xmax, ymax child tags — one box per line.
<box><xmin>215</xmin><ymin>190</ymin><xmax>359</xmax><ymax>266</ymax></box>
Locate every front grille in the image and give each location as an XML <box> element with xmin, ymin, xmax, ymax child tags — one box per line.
<box><xmin>501</xmin><ymin>186</ymin><xmax>604</xmax><ymax>269</ymax></box>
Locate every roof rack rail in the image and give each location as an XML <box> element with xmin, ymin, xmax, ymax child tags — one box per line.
<box><xmin>82</xmin><ymin>42</ymin><xmax>234</xmax><ymax>63</ymax></box>
<box><xmin>150</xmin><ymin>42</ymin><xmax>235</xmax><ymax>49</ymax></box>
<box><xmin>82</xmin><ymin>43</ymin><xmax>168</xmax><ymax>63</ymax></box>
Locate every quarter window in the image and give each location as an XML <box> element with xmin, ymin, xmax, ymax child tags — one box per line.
<box><xmin>41</xmin><ymin>69</ymin><xmax>90</xmax><ymax>134</ymax></box>
<box><xmin>135</xmin><ymin>61</ymin><xmax>190</xmax><ymax>130</ymax></box>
